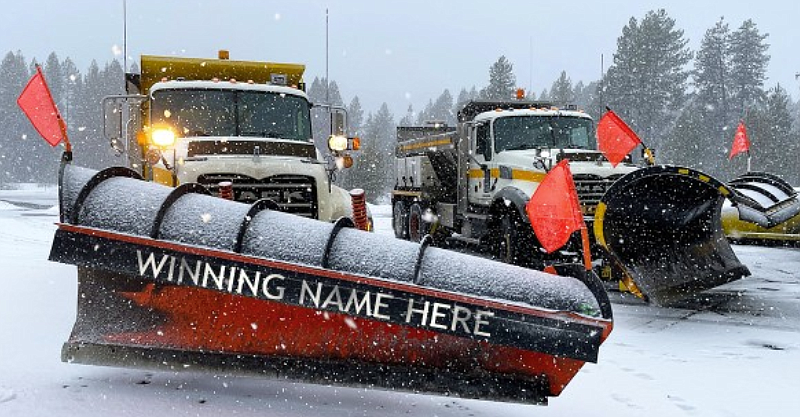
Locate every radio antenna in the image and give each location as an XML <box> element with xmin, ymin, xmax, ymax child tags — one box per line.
<box><xmin>123</xmin><ymin>0</ymin><xmax>128</xmax><ymax>73</ymax></box>
<box><xmin>326</xmin><ymin>8</ymin><xmax>331</xmax><ymax>135</ymax></box>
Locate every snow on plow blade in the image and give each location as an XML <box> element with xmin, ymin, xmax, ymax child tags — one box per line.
<box><xmin>49</xmin><ymin>165</ymin><xmax>612</xmax><ymax>405</ymax></box>
<box><xmin>594</xmin><ymin>166</ymin><xmax>750</xmax><ymax>305</ymax></box>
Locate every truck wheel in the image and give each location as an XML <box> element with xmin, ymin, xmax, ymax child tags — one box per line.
<box><xmin>393</xmin><ymin>201</ymin><xmax>409</xmax><ymax>239</ymax></box>
<box><xmin>494</xmin><ymin>209</ymin><xmax>536</xmax><ymax>267</ymax></box>
<box><xmin>408</xmin><ymin>203</ymin><xmax>427</xmax><ymax>243</ymax></box>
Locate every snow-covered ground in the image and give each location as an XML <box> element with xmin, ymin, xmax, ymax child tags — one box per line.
<box><xmin>1</xmin><ymin>188</ymin><xmax>799</xmax><ymax>416</ymax></box>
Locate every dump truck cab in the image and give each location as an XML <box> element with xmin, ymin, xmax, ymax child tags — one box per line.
<box><xmin>465</xmin><ymin>106</ymin><xmax>637</xmax><ymax>217</ymax></box>
<box><xmin>104</xmin><ymin>52</ymin><xmax>361</xmax><ymax>223</ymax></box>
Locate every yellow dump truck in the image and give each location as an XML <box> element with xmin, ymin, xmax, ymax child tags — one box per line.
<box><xmin>103</xmin><ymin>51</ymin><xmax>363</xmax><ymax>223</ymax></box>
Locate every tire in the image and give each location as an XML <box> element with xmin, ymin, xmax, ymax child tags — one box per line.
<box><xmin>392</xmin><ymin>201</ymin><xmax>409</xmax><ymax>239</ymax></box>
<box><xmin>407</xmin><ymin>203</ymin><xmax>427</xmax><ymax>243</ymax></box>
<box><xmin>493</xmin><ymin>208</ymin><xmax>537</xmax><ymax>267</ymax></box>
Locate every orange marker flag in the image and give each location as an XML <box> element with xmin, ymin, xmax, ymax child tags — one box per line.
<box><xmin>17</xmin><ymin>65</ymin><xmax>68</xmax><ymax>148</ymax></box>
<box><xmin>729</xmin><ymin>121</ymin><xmax>750</xmax><ymax>160</ymax></box>
<box><xmin>526</xmin><ymin>159</ymin><xmax>585</xmax><ymax>253</ymax></box>
<box><xmin>597</xmin><ymin>109</ymin><xmax>642</xmax><ymax>167</ymax></box>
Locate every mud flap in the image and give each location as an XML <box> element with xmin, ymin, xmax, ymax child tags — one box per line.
<box><xmin>594</xmin><ymin>166</ymin><xmax>750</xmax><ymax>305</ymax></box>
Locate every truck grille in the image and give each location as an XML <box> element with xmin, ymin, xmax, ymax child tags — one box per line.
<box><xmin>573</xmin><ymin>174</ymin><xmax>624</xmax><ymax>216</ymax></box>
<box><xmin>197</xmin><ymin>173</ymin><xmax>318</xmax><ymax>219</ymax></box>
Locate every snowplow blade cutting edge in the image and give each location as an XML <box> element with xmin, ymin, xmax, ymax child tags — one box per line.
<box><xmin>594</xmin><ymin>165</ymin><xmax>750</xmax><ymax>305</ymax></box>
<box><xmin>50</xmin><ymin>164</ymin><xmax>612</xmax><ymax>405</ymax></box>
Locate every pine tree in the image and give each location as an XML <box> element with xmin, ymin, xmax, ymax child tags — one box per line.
<box><xmin>549</xmin><ymin>71</ymin><xmax>575</xmax><ymax>105</ymax></box>
<box><xmin>729</xmin><ymin>19</ymin><xmax>769</xmax><ymax>118</ymax></box>
<box><xmin>60</xmin><ymin>57</ymin><xmax>82</xmax><ymax>144</ymax></box>
<box><xmin>603</xmin><ymin>10</ymin><xmax>692</xmax><ymax>147</ymax></box>
<box><xmin>416</xmin><ymin>99</ymin><xmax>434</xmax><ymax>125</ymax></box>
<box><xmin>454</xmin><ymin>88</ymin><xmax>470</xmax><ymax>116</ymax></box>
<box><xmin>347</xmin><ymin>96</ymin><xmax>364</xmax><ymax>136</ymax></box>
<box><xmin>430</xmin><ymin>89</ymin><xmax>454</xmax><ymax>125</ymax></box>
<box><xmin>349</xmin><ymin>104</ymin><xmax>395</xmax><ymax>202</ymax></box>
<box><xmin>43</xmin><ymin>53</ymin><xmax>64</xmax><ymax>107</ymax></box>
<box><xmin>694</xmin><ymin>18</ymin><xmax>732</xmax><ymax>124</ymax></box>
<box><xmin>747</xmin><ymin>85</ymin><xmax>793</xmax><ymax>177</ymax></box>
<box><xmin>572</xmin><ymin>81</ymin><xmax>586</xmax><ymax>107</ymax></box>
<box><xmin>399</xmin><ymin>104</ymin><xmax>414</xmax><ymax>127</ymax></box>
<box><xmin>666</xmin><ymin>18</ymin><xmax>733</xmax><ymax>177</ymax></box>
<box><xmin>663</xmin><ymin>100</ymin><xmax>721</xmax><ymax>173</ymax></box>
<box><xmin>538</xmin><ymin>88</ymin><xmax>549</xmax><ymax>101</ymax></box>
<box><xmin>0</xmin><ymin>51</ymin><xmax>34</xmax><ymax>182</ymax></box>
<box><xmin>481</xmin><ymin>56</ymin><xmax>516</xmax><ymax>100</ymax></box>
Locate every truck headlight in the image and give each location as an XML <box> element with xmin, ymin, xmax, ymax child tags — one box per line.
<box><xmin>151</xmin><ymin>128</ymin><xmax>176</xmax><ymax>148</ymax></box>
<box><xmin>328</xmin><ymin>135</ymin><xmax>348</xmax><ymax>152</ymax></box>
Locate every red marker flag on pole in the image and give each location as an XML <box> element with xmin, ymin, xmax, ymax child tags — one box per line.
<box><xmin>597</xmin><ymin>109</ymin><xmax>642</xmax><ymax>167</ymax></box>
<box><xmin>526</xmin><ymin>159</ymin><xmax>585</xmax><ymax>253</ymax></box>
<box><xmin>17</xmin><ymin>66</ymin><xmax>67</xmax><ymax>147</ymax></box>
<box><xmin>729</xmin><ymin>121</ymin><xmax>751</xmax><ymax>160</ymax></box>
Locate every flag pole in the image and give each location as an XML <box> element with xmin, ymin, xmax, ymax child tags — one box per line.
<box><xmin>580</xmin><ymin>228</ymin><xmax>592</xmax><ymax>271</ymax></box>
<box><xmin>747</xmin><ymin>150</ymin><xmax>751</xmax><ymax>173</ymax></box>
<box><xmin>33</xmin><ymin>65</ymin><xmax>72</xmax><ymax>162</ymax></box>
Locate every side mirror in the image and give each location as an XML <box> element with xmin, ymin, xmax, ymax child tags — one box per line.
<box><xmin>331</xmin><ymin>108</ymin><xmax>346</xmax><ymax>136</ymax></box>
<box><xmin>102</xmin><ymin>96</ymin><xmax>125</xmax><ymax>148</ymax></box>
<box><xmin>101</xmin><ymin>94</ymin><xmax>146</xmax><ymax>156</ymax></box>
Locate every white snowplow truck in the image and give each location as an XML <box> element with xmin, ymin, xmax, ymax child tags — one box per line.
<box><xmin>392</xmin><ymin>100</ymin><xmax>637</xmax><ymax>267</ymax></box>
<box><xmin>102</xmin><ymin>52</ymin><xmax>366</xmax><ymax>226</ymax></box>
<box><xmin>394</xmin><ymin>99</ymin><xmax>800</xmax><ymax>306</ymax></box>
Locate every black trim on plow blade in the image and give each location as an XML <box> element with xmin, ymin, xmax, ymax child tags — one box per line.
<box><xmin>321</xmin><ymin>217</ymin><xmax>356</xmax><ymax>269</ymax></box>
<box><xmin>597</xmin><ymin>165</ymin><xmax>750</xmax><ymax>305</ymax></box>
<box><xmin>69</xmin><ymin>167</ymin><xmax>142</xmax><ymax>224</ymax></box>
<box><xmin>235</xmin><ymin>198</ymin><xmax>282</xmax><ymax>253</ymax></box>
<box><xmin>552</xmin><ymin>264</ymin><xmax>613</xmax><ymax>320</ymax></box>
<box><xmin>50</xmin><ymin>226</ymin><xmax>606</xmax><ymax>363</ymax></box>
<box><xmin>151</xmin><ymin>183</ymin><xmax>210</xmax><ymax>239</ymax></box>
<box><xmin>61</xmin><ymin>342</ymin><xmax>549</xmax><ymax>405</ymax></box>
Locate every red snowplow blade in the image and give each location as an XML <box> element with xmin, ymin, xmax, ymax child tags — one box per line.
<box><xmin>50</xmin><ymin>165</ymin><xmax>612</xmax><ymax>404</ymax></box>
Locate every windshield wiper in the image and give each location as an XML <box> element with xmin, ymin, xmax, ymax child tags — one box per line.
<box><xmin>241</xmin><ymin>131</ymin><xmax>286</xmax><ymax>138</ymax></box>
<box><xmin>187</xmin><ymin>130</ymin><xmax>210</xmax><ymax>137</ymax></box>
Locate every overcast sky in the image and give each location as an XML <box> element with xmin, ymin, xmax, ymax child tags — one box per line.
<box><xmin>3</xmin><ymin>0</ymin><xmax>799</xmax><ymax>116</ymax></box>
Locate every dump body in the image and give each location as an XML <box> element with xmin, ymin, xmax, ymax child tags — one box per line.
<box><xmin>50</xmin><ymin>164</ymin><xmax>613</xmax><ymax>404</ymax></box>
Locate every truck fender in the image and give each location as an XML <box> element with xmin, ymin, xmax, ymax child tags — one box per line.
<box><xmin>492</xmin><ymin>187</ymin><xmax>530</xmax><ymax>224</ymax></box>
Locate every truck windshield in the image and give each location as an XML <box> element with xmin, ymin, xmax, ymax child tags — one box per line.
<box><xmin>151</xmin><ymin>89</ymin><xmax>312</xmax><ymax>141</ymax></box>
<box><xmin>493</xmin><ymin>116</ymin><xmax>596</xmax><ymax>152</ymax></box>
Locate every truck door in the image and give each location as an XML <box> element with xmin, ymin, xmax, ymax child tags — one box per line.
<box><xmin>468</xmin><ymin>121</ymin><xmax>494</xmax><ymax>206</ymax></box>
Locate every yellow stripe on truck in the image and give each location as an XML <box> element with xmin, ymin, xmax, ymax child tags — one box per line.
<box><xmin>593</xmin><ymin>202</ymin><xmax>607</xmax><ymax>248</ymax></box>
<box><xmin>467</xmin><ymin>168</ymin><xmax>546</xmax><ymax>183</ymax></box>
<box><xmin>399</xmin><ymin>138</ymin><xmax>453</xmax><ymax>152</ymax></box>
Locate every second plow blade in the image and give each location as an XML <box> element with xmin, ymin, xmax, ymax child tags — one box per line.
<box><xmin>594</xmin><ymin>166</ymin><xmax>750</xmax><ymax>305</ymax></box>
